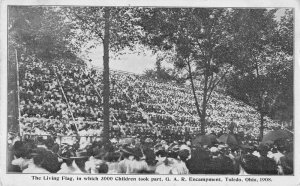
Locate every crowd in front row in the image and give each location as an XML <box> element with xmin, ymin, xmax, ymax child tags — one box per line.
<box><xmin>8</xmin><ymin>130</ymin><xmax>293</xmax><ymax>175</ymax></box>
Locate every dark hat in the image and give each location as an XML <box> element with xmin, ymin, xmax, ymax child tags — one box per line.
<box><xmin>257</xmin><ymin>143</ymin><xmax>269</xmax><ymax>153</ymax></box>
<box><xmin>103</xmin><ymin>152</ymin><xmax>121</xmax><ymax>162</ymax></box>
<box><xmin>178</xmin><ymin>149</ymin><xmax>190</xmax><ymax>160</ymax></box>
<box><xmin>30</xmin><ymin>147</ymin><xmax>46</xmax><ymax>157</ymax></box>
<box><xmin>144</xmin><ymin>149</ymin><xmax>158</xmax><ymax>166</ymax></box>
<box><xmin>93</xmin><ymin>148</ymin><xmax>107</xmax><ymax>159</ymax></box>
<box><xmin>240</xmin><ymin>154</ymin><xmax>260</xmax><ymax>174</ymax></box>
<box><xmin>12</xmin><ymin>141</ymin><xmax>24</xmax><ymax>151</ymax></box>
<box><xmin>132</xmin><ymin>147</ymin><xmax>143</xmax><ymax>159</ymax></box>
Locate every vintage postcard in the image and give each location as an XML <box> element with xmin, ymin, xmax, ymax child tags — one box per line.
<box><xmin>0</xmin><ymin>0</ymin><xmax>299</xmax><ymax>186</ymax></box>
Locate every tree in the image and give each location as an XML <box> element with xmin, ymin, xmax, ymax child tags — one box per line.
<box><xmin>62</xmin><ymin>7</ymin><xmax>141</xmax><ymax>141</ymax></box>
<box><xmin>8</xmin><ymin>6</ymin><xmax>79</xmax><ymax>63</ymax></box>
<box><xmin>143</xmin><ymin>52</ymin><xmax>183</xmax><ymax>83</ymax></box>
<box><xmin>102</xmin><ymin>7</ymin><xmax>110</xmax><ymax>141</ymax></box>
<box><xmin>137</xmin><ymin>8</ymin><xmax>236</xmax><ymax>134</ymax></box>
<box><xmin>8</xmin><ymin>6</ymin><xmax>81</xmax><ymax>134</ymax></box>
<box><xmin>273</xmin><ymin>9</ymin><xmax>293</xmax><ymax>56</ymax></box>
<box><xmin>270</xmin><ymin>9</ymin><xmax>293</xmax><ymax>122</ymax></box>
<box><xmin>225</xmin><ymin>9</ymin><xmax>293</xmax><ymax>139</ymax></box>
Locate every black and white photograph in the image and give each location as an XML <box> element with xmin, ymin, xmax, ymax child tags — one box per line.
<box><xmin>1</xmin><ymin>0</ymin><xmax>299</xmax><ymax>185</ymax></box>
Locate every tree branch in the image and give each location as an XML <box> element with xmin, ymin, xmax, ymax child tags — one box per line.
<box><xmin>206</xmin><ymin>65</ymin><xmax>231</xmax><ymax>103</ymax></box>
<box><xmin>73</xmin><ymin>12</ymin><xmax>104</xmax><ymax>42</ymax></box>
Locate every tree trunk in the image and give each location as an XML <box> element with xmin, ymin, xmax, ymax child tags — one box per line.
<box><xmin>8</xmin><ymin>47</ymin><xmax>20</xmax><ymax>134</ymax></box>
<box><xmin>255</xmin><ymin>61</ymin><xmax>264</xmax><ymax>140</ymax></box>
<box><xmin>260</xmin><ymin>112</ymin><xmax>264</xmax><ymax>140</ymax></box>
<box><xmin>102</xmin><ymin>8</ymin><xmax>110</xmax><ymax>142</ymax></box>
<box><xmin>187</xmin><ymin>60</ymin><xmax>202</xmax><ymax>132</ymax></box>
<box><xmin>201</xmin><ymin>67</ymin><xmax>209</xmax><ymax>135</ymax></box>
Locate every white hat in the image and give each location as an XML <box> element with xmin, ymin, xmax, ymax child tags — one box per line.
<box><xmin>180</xmin><ymin>144</ymin><xmax>190</xmax><ymax>151</ymax></box>
<box><xmin>186</xmin><ymin>141</ymin><xmax>191</xmax><ymax>146</ymax></box>
<box><xmin>218</xmin><ymin>144</ymin><xmax>228</xmax><ymax>150</ymax></box>
<box><xmin>110</xmin><ymin>138</ymin><xmax>118</xmax><ymax>143</ymax></box>
<box><xmin>210</xmin><ymin>147</ymin><xmax>219</xmax><ymax>153</ymax></box>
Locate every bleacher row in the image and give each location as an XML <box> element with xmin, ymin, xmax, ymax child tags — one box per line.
<box><xmin>18</xmin><ymin>54</ymin><xmax>281</xmax><ymax>139</ymax></box>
